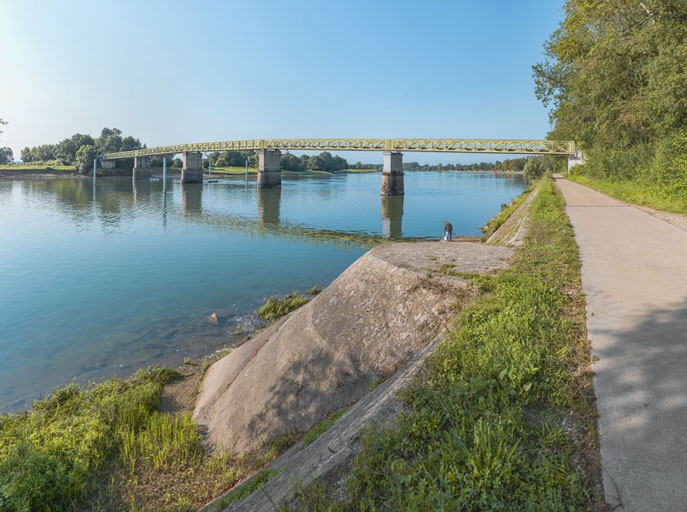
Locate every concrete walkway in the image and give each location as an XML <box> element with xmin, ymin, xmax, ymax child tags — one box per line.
<box><xmin>555</xmin><ymin>178</ymin><xmax>687</xmax><ymax>511</ymax></box>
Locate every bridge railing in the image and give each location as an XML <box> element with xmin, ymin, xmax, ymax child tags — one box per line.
<box><xmin>102</xmin><ymin>138</ymin><xmax>576</xmax><ymax>160</ymax></box>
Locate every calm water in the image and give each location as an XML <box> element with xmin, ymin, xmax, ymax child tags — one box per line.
<box><xmin>0</xmin><ymin>171</ymin><xmax>526</xmax><ymax>410</ymax></box>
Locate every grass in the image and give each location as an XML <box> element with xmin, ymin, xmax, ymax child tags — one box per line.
<box><xmin>283</xmin><ymin>178</ymin><xmax>602</xmax><ymax>511</ymax></box>
<box><xmin>214</xmin><ymin>468</ymin><xmax>282</xmax><ymax>507</ymax></box>
<box><xmin>0</xmin><ymin>366</ymin><xmax>292</xmax><ymax>511</ymax></box>
<box><xmin>567</xmin><ymin>172</ymin><xmax>687</xmax><ymax>214</ymax></box>
<box><xmin>0</xmin><ymin>163</ymin><xmax>74</xmax><ymax>171</ymax></box>
<box><xmin>481</xmin><ymin>182</ymin><xmax>535</xmax><ymax>237</ymax></box>
<box><xmin>258</xmin><ymin>291</ymin><xmax>310</xmax><ymax>322</ymax></box>
<box><xmin>301</xmin><ymin>407</ymin><xmax>350</xmax><ymax>447</ymax></box>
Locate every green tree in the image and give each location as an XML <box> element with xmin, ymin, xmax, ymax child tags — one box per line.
<box><xmin>523</xmin><ymin>156</ymin><xmax>549</xmax><ymax>179</ymax></box>
<box><xmin>0</xmin><ymin>147</ymin><xmax>13</xmax><ymax>164</ymax></box>
<box><xmin>56</xmin><ymin>134</ymin><xmax>95</xmax><ymax>164</ymax></box>
<box><xmin>281</xmin><ymin>152</ymin><xmax>305</xmax><ymax>171</ymax></box>
<box><xmin>534</xmin><ymin>0</ymin><xmax>687</xmax><ymax>149</ymax></box>
<box><xmin>75</xmin><ymin>144</ymin><xmax>98</xmax><ymax>173</ymax></box>
<box><xmin>306</xmin><ymin>151</ymin><xmax>348</xmax><ymax>172</ymax></box>
<box><xmin>21</xmin><ymin>147</ymin><xmax>33</xmax><ymax>162</ymax></box>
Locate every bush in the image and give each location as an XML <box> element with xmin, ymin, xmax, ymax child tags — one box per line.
<box><xmin>584</xmin><ymin>144</ymin><xmax>654</xmax><ymax>182</ymax></box>
<box><xmin>650</xmin><ymin>130</ymin><xmax>687</xmax><ymax>198</ymax></box>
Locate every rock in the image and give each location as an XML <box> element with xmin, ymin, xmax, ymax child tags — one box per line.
<box><xmin>208</xmin><ymin>312</ymin><xmax>219</xmax><ymax>325</ymax></box>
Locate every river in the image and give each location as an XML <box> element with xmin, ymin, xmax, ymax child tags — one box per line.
<box><xmin>0</xmin><ymin>171</ymin><xmax>526</xmax><ymax>410</ymax></box>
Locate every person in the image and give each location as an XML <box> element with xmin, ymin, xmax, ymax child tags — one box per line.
<box><xmin>443</xmin><ymin>220</ymin><xmax>453</xmax><ymax>241</ymax></box>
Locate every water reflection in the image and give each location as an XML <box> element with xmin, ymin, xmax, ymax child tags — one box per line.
<box><xmin>257</xmin><ymin>188</ymin><xmax>281</xmax><ymax>226</ymax></box>
<box><xmin>132</xmin><ymin>178</ymin><xmax>152</xmax><ymax>202</ymax></box>
<box><xmin>182</xmin><ymin>183</ymin><xmax>203</xmax><ymax>215</ymax></box>
<box><xmin>381</xmin><ymin>195</ymin><xmax>404</xmax><ymax>239</ymax></box>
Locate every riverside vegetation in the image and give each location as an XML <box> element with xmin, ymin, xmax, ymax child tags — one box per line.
<box><xmin>533</xmin><ymin>1</ymin><xmax>687</xmax><ymax>211</ymax></box>
<box><xmin>0</xmin><ymin>177</ymin><xmax>603</xmax><ymax>510</ymax></box>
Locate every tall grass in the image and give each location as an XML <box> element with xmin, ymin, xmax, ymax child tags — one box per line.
<box><xmin>0</xmin><ymin>366</ymin><xmax>276</xmax><ymax>511</ymax></box>
<box><xmin>287</xmin><ymin>178</ymin><xmax>599</xmax><ymax>510</ymax></box>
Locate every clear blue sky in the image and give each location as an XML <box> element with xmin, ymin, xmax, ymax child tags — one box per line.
<box><xmin>0</xmin><ymin>0</ymin><xmax>565</xmax><ymax>165</ymax></box>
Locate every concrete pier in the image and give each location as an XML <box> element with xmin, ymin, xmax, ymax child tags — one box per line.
<box><xmin>181</xmin><ymin>152</ymin><xmax>204</xmax><ymax>184</ymax></box>
<box><xmin>257</xmin><ymin>149</ymin><xmax>281</xmax><ymax>189</ymax></box>
<box><xmin>132</xmin><ymin>156</ymin><xmax>152</xmax><ymax>180</ymax></box>
<box><xmin>381</xmin><ymin>151</ymin><xmax>404</xmax><ymax>196</ymax></box>
<box><xmin>102</xmin><ymin>160</ymin><xmax>116</xmax><ymax>170</ymax></box>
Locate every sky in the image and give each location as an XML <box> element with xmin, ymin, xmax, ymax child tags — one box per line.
<box><xmin>0</xmin><ymin>0</ymin><xmax>565</xmax><ymax>165</ymax></box>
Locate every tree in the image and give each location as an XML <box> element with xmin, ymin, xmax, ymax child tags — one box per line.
<box><xmin>523</xmin><ymin>156</ymin><xmax>553</xmax><ymax>179</ymax></box>
<box><xmin>75</xmin><ymin>144</ymin><xmax>98</xmax><ymax>173</ymax></box>
<box><xmin>305</xmin><ymin>152</ymin><xmax>349</xmax><ymax>172</ymax></box>
<box><xmin>533</xmin><ymin>0</ymin><xmax>687</xmax><ymax>149</ymax></box>
<box><xmin>0</xmin><ymin>118</ymin><xmax>6</xmax><ymax>136</ymax></box>
<box><xmin>98</xmin><ymin>127</ymin><xmax>123</xmax><ymax>154</ymax></box>
<box><xmin>0</xmin><ymin>147</ymin><xmax>13</xmax><ymax>164</ymax></box>
<box><xmin>281</xmin><ymin>153</ymin><xmax>305</xmax><ymax>171</ymax></box>
<box><xmin>21</xmin><ymin>147</ymin><xmax>33</xmax><ymax>162</ymax></box>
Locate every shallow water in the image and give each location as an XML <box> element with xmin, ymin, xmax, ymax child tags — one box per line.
<box><xmin>0</xmin><ymin>171</ymin><xmax>525</xmax><ymax>410</ymax></box>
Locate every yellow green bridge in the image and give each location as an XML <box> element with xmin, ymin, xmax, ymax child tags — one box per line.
<box><xmin>101</xmin><ymin>138</ymin><xmax>579</xmax><ymax>195</ymax></box>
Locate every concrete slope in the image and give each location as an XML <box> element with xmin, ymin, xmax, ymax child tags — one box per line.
<box><xmin>194</xmin><ymin>241</ymin><xmax>513</xmax><ymax>455</ymax></box>
<box><xmin>555</xmin><ymin>178</ymin><xmax>687</xmax><ymax>511</ymax></box>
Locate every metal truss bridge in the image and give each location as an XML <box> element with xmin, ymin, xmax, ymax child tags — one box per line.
<box><xmin>103</xmin><ymin>138</ymin><xmax>576</xmax><ymax>160</ymax></box>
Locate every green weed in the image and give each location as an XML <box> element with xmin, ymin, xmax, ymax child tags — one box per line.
<box><xmin>215</xmin><ymin>468</ymin><xmax>282</xmax><ymax>506</ymax></box>
<box><xmin>258</xmin><ymin>291</ymin><xmax>309</xmax><ymax>321</ymax></box>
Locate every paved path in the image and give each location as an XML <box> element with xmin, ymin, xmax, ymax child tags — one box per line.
<box><xmin>555</xmin><ymin>178</ymin><xmax>687</xmax><ymax>511</ymax></box>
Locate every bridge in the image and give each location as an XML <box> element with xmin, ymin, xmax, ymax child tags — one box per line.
<box><xmin>102</xmin><ymin>138</ymin><xmax>577</xmax><ymax>195</ymax></box>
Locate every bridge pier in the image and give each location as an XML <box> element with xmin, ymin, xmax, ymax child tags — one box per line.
<box><xmin>257</xmin><ymin>149</ymin><xmax>281</xmax><ymax>189</ymax></box>
<box><xmin>181</xmin><ymin>152</ymin><xmax>204</xmax><ymax>183</ymax></box>
<box><xmin>102</xmin><ymin>160</ymin><xmax>116</xmax><ymax>170</ymax></box>
<box><xmin>133</xmin><ymin>156</ymin><xmax>152</xmax><ymax>180</ymax></box>
<box><xmin>381</xmin><ymin>151</ymin><xmax>404</xmax><ymax>196</ymax></box>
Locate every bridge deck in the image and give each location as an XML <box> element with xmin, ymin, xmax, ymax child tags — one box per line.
<box><xmin>103</xmin><ymin>138</ymin><xmax>575</xmax><ymax>160</ymax></box>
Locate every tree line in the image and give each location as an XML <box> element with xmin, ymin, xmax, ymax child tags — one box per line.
<box><xmin>20</xmin><ymin>128</ymin><xmax>144</xmax><ymax>172</ymax></box>
<box><xmin>533</xmin><ymin>0</ymin><xmax>687</xmax><ymax>198</ymax></box>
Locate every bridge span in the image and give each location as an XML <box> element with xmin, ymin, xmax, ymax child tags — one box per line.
<box><xmin>102</xmin><ymin>138</ymin><xmax>577</xmax><ymax>196</ymax></box>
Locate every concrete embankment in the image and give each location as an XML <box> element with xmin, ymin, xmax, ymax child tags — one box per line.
<box><xmin>193</xmin><ymin>242</ymin><xmax>515</xmax><ymax>455</ymax></box>
<box><xmin>196</xmin><ymin>241</ymin><xmax>515</xmax><ymax>511</ymax></box>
